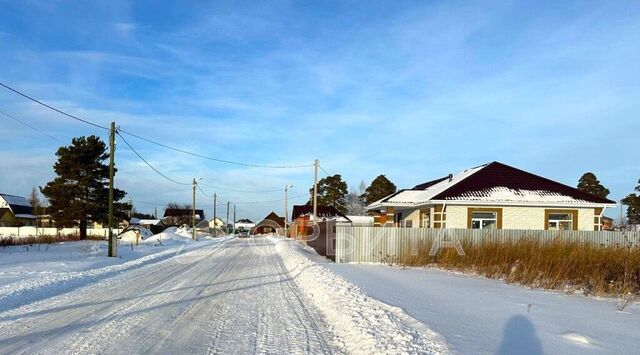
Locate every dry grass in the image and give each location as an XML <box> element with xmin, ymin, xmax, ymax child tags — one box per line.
<box><xmin>0</xmin><ymin>234</ymin><xmax>104</xmax><ymax>247</ymax></box>
<box><xmin>402</xmin><ymin>238</ymin><xmax>640</xmax><ymax>297</ymax></box>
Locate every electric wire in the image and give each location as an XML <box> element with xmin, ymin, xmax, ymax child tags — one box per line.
<box><xmin>0</xmin><ymin>81</ymin><xmax>314</xmax><ymax>169</ymax></box>
<box><xmin>117</xmin><ymin>131</ymin><xmax>192</xmax><ymax>186</ymax></box>
<box><xmin>0</xmin><ymin>82</ymin><xmax>110</xmax><ymax>130</ymax></box>
<box><xmin>199</xmin><ymin>182</ymin><xmax>283</xmax><ymax>193</ymax></box>
<box><xmin>0</xmin><ymin>109</ymin><xmax>63</xmax><ymax>143</ymax></box>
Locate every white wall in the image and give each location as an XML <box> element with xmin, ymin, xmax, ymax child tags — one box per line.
<box><xmin>0</xmin><ymin>227</ymin><xmax>122</xmax><ymax>238</ymax></box>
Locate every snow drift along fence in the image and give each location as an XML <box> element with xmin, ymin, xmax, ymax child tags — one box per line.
<box><xmin>0</xmin><ymin>227</ymin><xmax>122</xmax><ymax>238</ymax></box>
<box><xmin>335</xmin><ymin>226</ymin><xmax>640</xmax><ymax>263</ymax></box>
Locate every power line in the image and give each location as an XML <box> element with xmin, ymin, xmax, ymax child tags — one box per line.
<box><xmin>119</xmin><ymin>129</ymin><xmax>313</xmax><ymax>169</ymax></box>
<box><xmin>199</xmin><ymin>182</ymin><xmax>283</xmax><ymax>193</ymax></box>
<box><xmin>196</xmin><ymin>184</ymin><xmax>211</xmax><ymax>198</ymax></box>
<box><xmin>318</xmin><ymin>164</ymin><xmax>331</xmax><ymax>176</ymax></box>
<box><xmin>117</xmin><ymin>131</ymin><xmax>192</xmax><ymax>186</ymax></box>
<box><xmin>0</xmin><ymin>109</ymin><xmax>63</xmax><ymax>143</ymax></box>
<box><xmin>0</xmin><ymin>82</ymin><xmax>110</xmax><ymax>131</ymax></box>
<box><xmin>234</xmin><ymin>193</ymin><xmax>308</xmax><ymax>205</ymax></box>
<box><xmin>0</xmin><ymin>81</ymin><xmax>315</xmax><ymax>169</ymax></box>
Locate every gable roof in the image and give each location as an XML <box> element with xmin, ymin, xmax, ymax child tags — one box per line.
<box><xmin>368</xmin><ymin>162</ymin><xmax>615</xmax><ymax>209</ymax></box>
<box><xmin>163</xmin><ymin>208</ymin><xmax>205</xmax><ymax>218</ymax></box>
<box><xmin>0</xmin><ymin>194</ymin><xmax>34</xmax><ymax>216</ymax></box>
<box><xmin>256</xmin><ymin>212</ymin><xmax>285</xmax><ymax>227</ymax></box>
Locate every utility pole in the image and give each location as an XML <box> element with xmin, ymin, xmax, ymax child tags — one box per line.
<box><xmin>226</xmin><ymin>201</ymin><xmax>230</xmax><ymax>232</ymax></box>
<box><xmin>285</xmin><ymin>185</ymin><xmax>292</xmax><ymax>237</ymax></box>
<box><xmin>192</xmin><ymin>178</ymin><xmax>197</xmax><ymax>240</ymax></box>
<box><xmin>154</xmin><ymin>206</ymin><xmax>157</xmax><ymax>219</ymax></box>
<box><xmin>233</xmin><ymin>204</ymin><xmax>236</xmax><ymax>234</ymax></box>
<box><xmin>313</xmin><ymin>159</ymin><xmax>319</xmax><ymax>221</ymax></box>
<box><xmin>108</xmin><ymin>122</ymin><xmax>116</xmax><ymax>257</ymax></box>
<box><xmin>213</xmin><ymin>193</ymin><xmax>217</xmax><ymax>235</ymax></box>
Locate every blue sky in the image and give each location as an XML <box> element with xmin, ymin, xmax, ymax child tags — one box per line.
<box><xmin>0</xmin><ymin>0</ymin><xmax>639</xmax><ymax>221</ymax></box>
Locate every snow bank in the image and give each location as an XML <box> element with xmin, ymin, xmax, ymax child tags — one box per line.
<box><xmin>119</xmin><ymin>226</ymin><xmax>154</xmax><ymax>243</ymax></box>
<box><xmin>272</xmin><ymin>238</ymin><xmax>448</xmax><ymax>354</ymax></box>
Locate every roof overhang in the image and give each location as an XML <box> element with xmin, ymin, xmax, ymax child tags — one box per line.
<box><xmin>430</xmin><ymin>200</ymin><xmax>617</xmax><ymax>208</ymax></box>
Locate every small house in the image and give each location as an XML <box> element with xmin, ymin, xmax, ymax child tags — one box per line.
<box><xmin>252</xmin><ymin>212</ymin><xmax>285</xmax><ymax>235</ymax></box>
<box><xmin>0</xmin><ymin>194</ymin><xmax>36</xmax><ymax>227</ymax></box>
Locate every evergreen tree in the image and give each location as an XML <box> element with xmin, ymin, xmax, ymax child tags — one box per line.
<box><xmin>577</xmin><ymin>172</ymin><xmax>610</xmax><ymax>198</ymax></box>
<box><xmin>622</xmin><ymin>179</ymin><xmax>640</xmax><ymax>225</ymax></box>
<box><xmin>41</xmin><ymin>136</ymin><xmax>127</xmax><ymax>239</ymax></box>
<box><xmin>308</xmin><ymin>174</ymin><xmax>348</xmax><ymax>214</ymax></box>
<box><xmin>362</xmin><ymin>175</ymin><xmax>397</xmax><ymax>205</ymax></box>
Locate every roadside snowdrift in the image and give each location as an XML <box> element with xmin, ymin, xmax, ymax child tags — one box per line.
<box><xmin>273</xmin><ymin>238</ymin><xmax>448</xmax><ymax>354</ymax></box>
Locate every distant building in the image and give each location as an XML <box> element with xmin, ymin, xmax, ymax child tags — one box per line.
<box><xmin>291</xmin><ymin>205</ymin><xmax>350</xmax><ymax>222</ymax></box>
<box><xmin>209</xmin><ymin>217</ymin><xmax>225</xmax><ymax>229</ymax></box>
<box><xmin>0</xmin><ymin>194</ymin><xmax>36</xmax><ymax>227</ymax></box>
<box><xmin>252</xmin><ymin>212</ymin><xmax>284</xmax><ymax>235</ymax></box>
<box><xmin>234</xmin><ymin>218</ymin><xmax>255</xmax><ymax>230</ymax></box>
<box><xmin>163</xmin><ymin>208</ymin><xmax>205</xmax><ymax>226</ymax></box>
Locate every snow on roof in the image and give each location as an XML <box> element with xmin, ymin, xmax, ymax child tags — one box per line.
<box><xmin>368</xmin><ymin>164</ymin><xmax>486</xmax><ymax>209</ymax></box>
<box><xmin>449</xmin><ymin>187</ymin><xmax>593</xmax><ymax>204</ymax></box>
<box><xmin>0</xmin><ymin>194</ymin><xmax>31</xmax><ymax>207</ymax></box>
<box><xmin>345</xmin><ymin>215</ymin><xmax>374</xmax><ymax>224</ymax></box>
<box><xmin>139</xmin><ymin>219</ymin><xmax>161</xmax><ymax>225</ymax></box>
<box><xmin>367</xmin><ymin>162</ymin><xmax>615</xmax><ymax>209</ymax></box>
<box><xmin>14</xmin><ymin>214</ymin><xmax>36</xmax><ymax>219</ymax></box>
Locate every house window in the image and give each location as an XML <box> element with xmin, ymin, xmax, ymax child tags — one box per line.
<box><xmin>420</xmin><ymin>211</ymin><xmax>430</xmax><ymax>228</ymax></box>
<box><xmin>548</xmin><ymin>213</ymin><xmax>573</xmax><ymax>230</ymax></box>
<box><xmin>396</xmin><ymin>212</ymin><xmax>403</xmax><ymax>227</ymax></box>
<box><xmin>545</xmin><ymin>209</ymin><xmax>578</xmax><ymax>231</ymax></box>
<box><xmin>471</xmin><ymin>212</ymin><xmax>498</xmax><ymax>229</ymax></box>
<box><xmin>467</xmin><ymin>208</ymin><xmax>502</xmax><ymax>229</ymax></box>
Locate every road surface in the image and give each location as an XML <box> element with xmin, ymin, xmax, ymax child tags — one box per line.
<box><xmin>0</xmin><ymin>238</ymin><xmax>339</xmax><ymax>354</ymax></box>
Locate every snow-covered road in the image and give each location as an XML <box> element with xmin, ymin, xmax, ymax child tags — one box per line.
<box><xmin>0</xmin><ymin>238</ymin><xmax>339</xmax><ymax>354</ymax></box>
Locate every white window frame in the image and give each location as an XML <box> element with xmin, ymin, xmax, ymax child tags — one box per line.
<box><xmin>471</xmin><ymin>211</ymin><xmax>498</xmax><ymax>230</ymax></box>
<box><xmin>548</xmin><ymin>213</ymin><xmax>573</xmax><ymax>231</ymax></box>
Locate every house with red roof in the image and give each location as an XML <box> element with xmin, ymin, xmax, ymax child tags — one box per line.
<box><xmin>366</xmin><ymin>162</ymin><xmax>616</xmax><ymax>231</ymax></box>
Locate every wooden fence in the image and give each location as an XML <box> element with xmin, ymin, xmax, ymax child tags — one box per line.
<box><xmin>335</xmin><ymin>226</ymin><xmax>640</xmax><ymax>263</ymax></box>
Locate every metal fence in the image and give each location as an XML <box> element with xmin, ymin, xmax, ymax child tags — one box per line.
<box><xmin>335</xmin><ymin>226</ymin><xmax>640</xmax><ymax>263</ymax></box>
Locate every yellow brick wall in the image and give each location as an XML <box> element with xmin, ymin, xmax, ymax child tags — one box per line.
<box><xmin>445</xmin><ymin>205</ymin><xmax>596</xmax><ymax>231</ymax></box>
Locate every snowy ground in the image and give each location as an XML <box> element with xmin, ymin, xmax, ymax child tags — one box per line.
<box><xmin>0</xmin><ymin>236</ymin><xmax>445</xmax><ymax>354</ymax></box>
<box><xmin>327</xmin><ymin>263</ymin><xmax>640</xmax><ymax>355</ymax></box>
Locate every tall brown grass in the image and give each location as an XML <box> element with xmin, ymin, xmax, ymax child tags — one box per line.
<box><xmin>402</xmin><ymin>238</ymin><xmax>640</xmax><ymax>297</ymax></box>
<box><xmin>0</xmin><ymin>234</ymin><xmax>104</xmax><ymax>247</ymax></box>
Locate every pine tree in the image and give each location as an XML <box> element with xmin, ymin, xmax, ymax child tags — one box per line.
<box><xmin>622</xmin><ymin>179</ymin><xmax>640</xmax><ymax>225</ymax></box>
<box><xmin>577</xmin><ymin>172</ymin><xmax>610</xmax><ymax>198</ymax></box>
<box><xmin>362</xmin><ymin>175</ymin><xmax>397</xmax><ymax>205</ymax></box>
<box><xmin>308</xmin><ymin>174</ymin><xmax>348</xmax><ymax>214</ymax></box>
<box><xmin>41</xmin><ymin>135</ymin><xmax>127</xmax><ymax>239</ymax></box>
